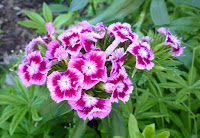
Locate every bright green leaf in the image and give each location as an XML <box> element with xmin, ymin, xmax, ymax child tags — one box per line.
<box><xmin>188</xmin><ymin>66</ymin><xmax>196</xmax><ymax>86</ymax></box>
<box><xmin>0</xmin><ymin>95</ymin><xmax>27</xmax><ymax>105</ymax></box>
<box><xmin>143</xmin><ymin>125</ymin><xmax>155</xmax><ymax>138</ymax></box>
<box><xmin>31</xmin><ymin>107</ymin><xmax>43</xmax><ymax>121</ymax></box>
<box><xmin>0</xmin><ymin>108</ymin><xmax>18</xmax><ymax>125</ymax></box>
<box><xmin>53</xmin><ymin>12</ymin><xmax>73</xmax><ymax>28</ymax></box>
<box><xmin>128</xmin><ymin>114</ymin><xmax>139</xmax><ymax>138</ymax></box>
<box><xmin>154</xmin><ymin>131</ymin><xmax>170</xmax><ymax>138</ymax></box>
<box><xmin>24</xmin><ymin>10</ymin><xmax>45</xmax><ymax>25</ymax></box>
<box><xmin>9</xmin><ymin>106</ymin><xmax>28</xmax><ymax>135</ymax></box>
<box><xmin>43</xmin><ymin>3</ymin><xmax>53</xmax><ymax>22</ymax></box>
<box><xmin>18</xmin><ymin>20</ymin><xmax>41</xmax><ymax>29</ymax></box>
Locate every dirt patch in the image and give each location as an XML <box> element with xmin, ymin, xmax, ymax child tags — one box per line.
<box><xmin>0</xmin><ymin>0</ymin><xmax>53</xmax><ymax>65</ymax></box>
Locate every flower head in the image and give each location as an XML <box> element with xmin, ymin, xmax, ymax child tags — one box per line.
<box><xmin>128</xmin><ymin>41</ymin><xmax>154</xmax><ymax>70</ymax></box>
<box><xmin>68</xmin><ymin>91</ymin><xmax>111</xmax><ymax>120</ymax></box>
<box><xmin>68</xmin><ymin>51</ymin><xmax>107</xmax><ymax>90</ymax></box>
<box><xmin>18</xmin><ymin>51</ymin><xmax>50</xmax><ymax>87</ymax></box>
<box><xmin>25</xmin><ymin>37</ymin><xmax>47</xmax><ymax>53</ymax></box>
<box><xmin>105</xmin><ymin>69</ymin><xmax>133</xmax><ymax>103</ymax></box>
<box><xmin>47</xmin><ymin>69</ymin><xmax>84</xmax><ymax>103</ymax></box>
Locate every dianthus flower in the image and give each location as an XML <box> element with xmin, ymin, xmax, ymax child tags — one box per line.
<box><xmin>104</xmin><ymin>69</ymin><xmax>133</xmax><ymax>103</ymax></box>
<box><xmin>18</xmin><ymin>51</ymin><xmax>50</xmax><ymax>87</ymax></box>
<box><xmin>128</xmin><ymin>40</ymin><xmax>154</xmax><ymax>70</ymax></box>
<box><xmin>105</xmin><ymin>22</ymin><xmax>138</xmax><ymax>56</ymax></box>
<box><xmin>68</xmin><ymin>91</ymin><xmax>111</xmax><ymax>120</ymax></box>
<box><xmin>45</xmin><ymin>40</ymin><xmax>68</xmax><ymax>66</ymax></box>
<box><xmin>47</xmin><ymin>69</ymin><xmax>84</xmax><ymax>103</ymax></box>
<box><xmin>68</xmin><ymin>51</ymin><xmax>107</xmax><ymax>90</ymax></box>
<box><xmin>25</xmin><ymin>37</ymin><xmax>47</xmax><ymax>53</ymax></box>
<box><xmin>157</xmin><ymin>27</ymin><xmax>184</xmax><ymax>57</ymax></box>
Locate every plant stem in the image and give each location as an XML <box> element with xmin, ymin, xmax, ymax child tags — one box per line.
<box><xmin>91</xmin><ymin>1</ymin><xmax>96</xmax><ymax>15</ymax></box>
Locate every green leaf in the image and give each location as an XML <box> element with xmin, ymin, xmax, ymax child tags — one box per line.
<box><xmin>168</xmin><ymin>111</ymin><xmax>183</xmax><ymax>127</ymax></box>
<box><xmin>159</xmin><ymin>83</ymin><xmax>183</xmax><ymax>88</ymax></box>
<box><xmin>128</xmin><ymin>114</ymin><xmax>139</xmax><ymax>138</ymax></box>
<box><xmin>110</xmin><ymin>103</ymin><xmax>126</xmax><ymax>137</ymax></box>
<box><xmin>53</xmin><ymin>12</ymin><xmax>73</xmax><ymax>28</ymax></box>
<box><xmin>138</xmin><ymin>99</ymin><xmax>157</xmax><ymax>113</ymax></box>
<box><xmin>158</xmin><ymin>72</ymin><xmax>187</xmax><ymax>86</ymax></box>
<box><xmin>0</xmin><ymin>95</ymin><xmax>27</xmax><ymax>105</ymax></box>
<box><xmin>150</xmin><ymin>0</ymin><xmax>170</xmax><ymax>25</ymax></box>
<box><xmin>192</xmin><ymin>80</ymin><xmax>200</xmax><ymax>89</ymax></box>
<box><xmin>159</xmin><ymin>102</ymin><xmax>169</xmax><ymax>122</ymax></box>
<box><xmin>49</xmin><ymin>4</ymin><xmax>68</xmax><ymax>13</ymax></box>
<box><xmin>169</xmin><ymin>17</ymin><xmax>200</xmax><ymax>31</ymax></box>
<box><xmin>18</xmin><ymin>20</ymin><xmax>41</xmax><ymax>29</ymax></box>
<box><xmin>143</xmin><ymin>124</ymin><xmax>155</xmax><ymax>138</ymax></box>
<box><xmin>43</xmin><ymin>3</ymin><xmax>53</xmax><ymax>22</ymax></box>
<box><xmin>31</xmin><ymin>107</ymin><xmax>43</xmax><ymax>121</ymax></box>
<box><xmin>69</xmin><ymin>117</ymin><xmax>88</xmax><ymax>138</ymax></box>
<box><xmin>24</xmin><ymin>10</ymin><xmax>45</xmax><ymax>25</ymax></box>
<box><xmin>188</xmin><ymin>66</ymin><xmax>196</xmax><ymax>86</ymax></box>
<box><xmin>175</xmin><ymin>88</ymin><xmax>188</xmax><ymax>103</ymax></box>
<box><xmin>89</xmin><ymin>0</ymin><xmax>144</xmax><ymax>24</ymax></box>
<box><xmin>137</xmin><ymin>112</ymin><xmax>169</xmax><ymax>119</ymax></box>
<box><xmin>9</xmin><ymin>106</ymin><xmax>28</xmax><ymax>135</ymax></box>
<box><xmin>0</xmin><ymin>108</ymin><xmax>18</xmax><ymax>125</ymax></box>
<box><xmin>172</xmin><ymin>0</ymin><xmax>200</xmax><ymax>9</ymax></box>
<box><xmin>69</xmin><ymin>0</ymin><xmax>89</xmax><ymax>12</ymax></box>
<box><xmin>154</xmin><ymin>131</ymin><xmax>170</xmax><ymax>138</ymax></box>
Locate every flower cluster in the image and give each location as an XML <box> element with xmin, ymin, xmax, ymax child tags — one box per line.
<box><xmin>18</xmin><ymin>21</ymin><xmax>184</xmax><ymax>120</ymax></box>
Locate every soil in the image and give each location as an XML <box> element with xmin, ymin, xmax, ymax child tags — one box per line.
<box><xmin>0</xmin><ymin>0</ymin><xmax>54</xmax><ymax>65</ymax></box>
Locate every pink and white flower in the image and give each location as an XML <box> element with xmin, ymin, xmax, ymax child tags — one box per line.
<box><xmin>68</xmin><ymin>51</ymin><xmax>107</xmax><ymax>90</ymax></box>
<box><xmin>141</xmin><ymin>36</ymin><xmax>153</xmax><ymax>43</ymax></box>
<box><xmin>105</xmin><ymin>22</ymin><xmax>138</xmax><ymax>56</ymax></box>
<box><xmin>128</xmin><ymin>41</ymin><xmax>154</xmax><ymax>70</ymax></box>
<box><xmin>68</xmin><ymin>91</ymin><xmax>111</xmax><ymax>120</ymax></box>
<box><xmin>45</xmin><ymin>40</ymin><xmax>68</xmax><ymax>66</ymax></box>
<box><xmin>58</xmin><ymin>28</ymin><xmax>94</xmax><ymax>56</ymax></box>
<box><xmin>157</xmin><ymin>27</ymin><xmax>185</xmax><ymax>57</ymax></box>
<box><xmin>25</xmin><ymin>37</ymin><xmax>47</xmax><ymax>53</ymax></box>
<box><xmin>109</xmin><ymin>48</ymin><xmax>126</xmax><ymax>76</ymax></box>
<box><xmin>104</xmin><ymin>69</ymin><xmax>133</xmax><ymax>103</ymax></box>
<box><xmin>45</xmin><ymin>22</ymin><xmax>56</xmax><ymax>39</ymax></box>
<box><xmin>18</xmin><ymin>51</ymin><xmax>50</xmax><ymax>87</ymax></box>
<box><xmin>47</xmin><ymin>69</ymin><xmax>84</xmax><ymax>103</ymax></box>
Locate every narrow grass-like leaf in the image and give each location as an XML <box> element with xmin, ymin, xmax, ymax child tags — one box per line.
<box><xmin>128</xmin><ymin>114</ymin><xmax>139</xmax><ymax>138</ymax></box>
<box><xmin>69</xmin><ymin>117</ymin><xmax>88</xmax><ymax>138</ymax></box>
<box><xmin>188</xmin><ymin>66</ymin><xmax>196</xmax><ymax>86</ymax></box>
<box><xmin>9</xmin><ymin>106</ymin><xmax>28</xmax><ymax>135</ymax></box>
<box><xmin>69</xmin><ymin>0</ymin><xmax>89</xmax><ymax>12</ymax></box>
<box><xmin>0</xmin><ymin>95</ymin><xmax>27</xmax><ymax>105</ymax></box>
<box><xmin>43</xmin><ymin>3</ymin><xmax>53</xmax><ymax>22</ymax></box>
<box><xmin>53</xmin><ymin>12</ymin><xmax>73</xmax><ymax>28</ymax></box>
<box><xmin>150</xmin><ymin>0</ymin><xmax>170</xmax><ymax>25</ymax></box>
<box><xmin>24</xmin><ymin>10</ymin><xmax>45</xmax><ymax>25</ymax></box>
<box><xmin>168</xmin><ymin>111</ymin><xmax>183</xmax><ymax>127</ymax></box>
<box><xmin>0</xmin><ymin>108</ymin><xmax>18</xmax><ymax>125</ymax></box>
<box><xmin>18</xmin><ymin>20</ymin><xmax>41</xmax><ymax>29</ymax></box>
<box><xmin>31</xmin><ymin>107</ymin><xmax>43</xmax><ymax>121</ymax></box>
<box><xmin>175</xmin><ymin>88</ymin><xmax>188</xmax><ymax>103</ymax></box>
<box><xmin>159</xmin><ymin>83</ymin><xmax>183</xmax><ymax>88</ymax></box>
